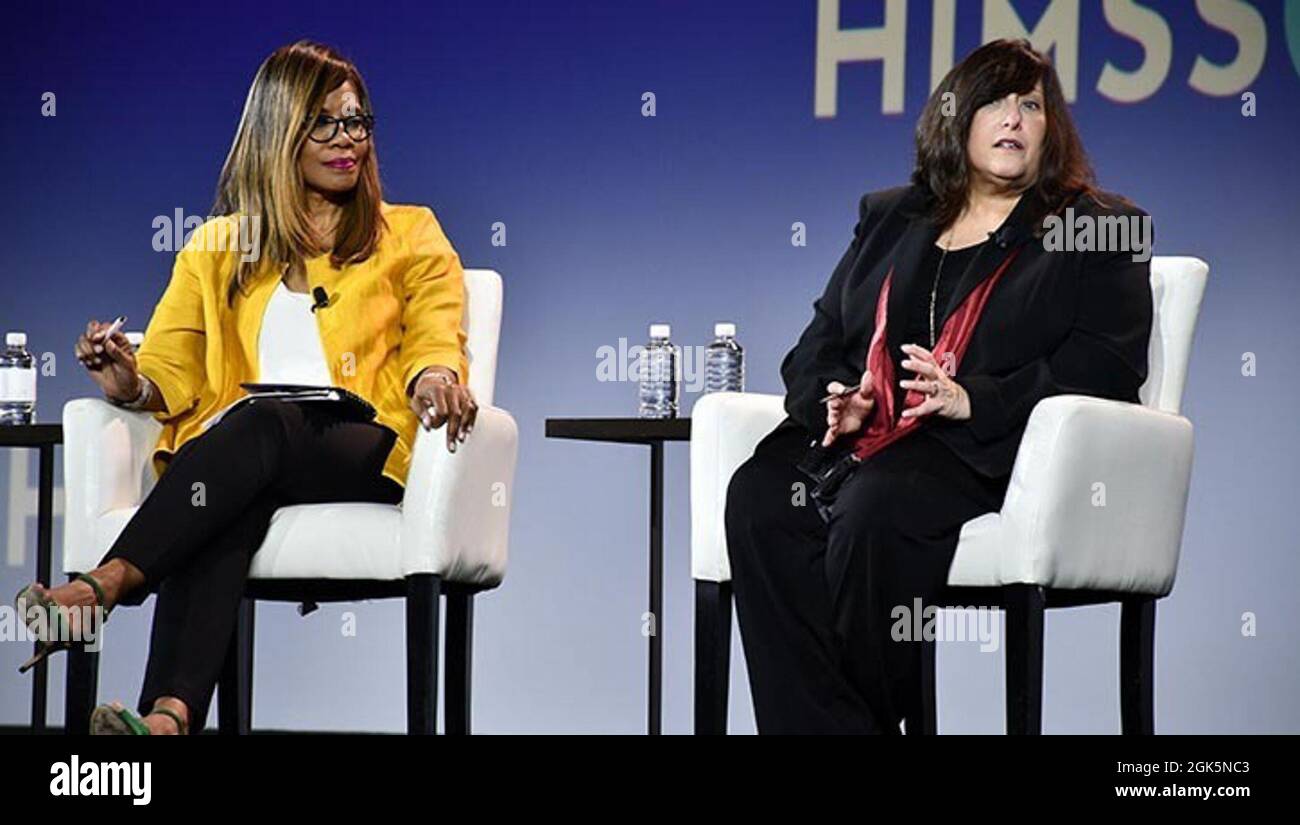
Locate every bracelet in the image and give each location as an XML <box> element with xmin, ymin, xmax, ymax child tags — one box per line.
<box><xmin>420</xmin><ymin>369</ymin><xmax>455</xmax><ymax>387</ymax></box>
<box><xmin>109</xmin><ymin>375</ymin><xmax>152</xmax><ymax>410</ymax></box>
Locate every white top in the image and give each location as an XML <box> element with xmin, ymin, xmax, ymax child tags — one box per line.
<box><xmin>257</xmin><ymin>281</ymin><xmax>333</xmax><ymax>386</ymax></box>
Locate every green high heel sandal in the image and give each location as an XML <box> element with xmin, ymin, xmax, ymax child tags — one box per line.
<box><xmin>14</xmin><ymin>573</ymin><xmax>112</xmax><ymax>673</ymax></box>
<box><xmin>90</xmin><ymin>702</ymin><xmax>188</xmax><ymax>736</ymax></box>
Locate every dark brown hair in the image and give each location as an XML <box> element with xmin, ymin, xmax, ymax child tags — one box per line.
<box><xmin>912</xmin><ymin>38</ymin><xmax>1104</xmax><ymax>232</ymax></box>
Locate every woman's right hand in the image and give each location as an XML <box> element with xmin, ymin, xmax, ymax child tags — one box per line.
<box><xmin>75</xmin><ymin>319</ymin><xmax>142</xmax><ymax>402</ymax></box>
<box><xmin>822</xmin><ymin>369</ymin><xmax>875</xmax><ymax>447</ymax></box>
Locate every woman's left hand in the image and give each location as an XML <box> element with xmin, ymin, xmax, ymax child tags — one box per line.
<box><xmin>409</xmin><ymin>366</ymin><xmax>478</xmax><ymax>453</ymax></box>
<box><xmin>898</xmin><ymin>342</ymin><xmax>971</xmax><ymax>421</ymax></box>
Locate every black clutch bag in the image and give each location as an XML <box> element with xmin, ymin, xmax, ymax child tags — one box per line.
<box><xmin>795</xmin><ymin>439</ymin><xmax>862</xmax><ymax>523</ymax></box>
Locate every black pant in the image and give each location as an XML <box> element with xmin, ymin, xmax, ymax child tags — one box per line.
<box><xmin>100</xmin><ymin>399</ymin><xmax>404</xmax><ymax>732</ymax></box>
<box><xmin>725</xmin><ymin>425</ymin><xmax>1009</xmax><ymax>734</ymax></box>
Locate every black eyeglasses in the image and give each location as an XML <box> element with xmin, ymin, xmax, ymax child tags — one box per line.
<box><xmin>306</xmin><ymin>113</ymin><xmax>375</xmax><ymax>143</ymax></box>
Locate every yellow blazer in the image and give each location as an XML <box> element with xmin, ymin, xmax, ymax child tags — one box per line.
<box><xmin>135</xmin><ymin>202</ymin><xmax>470</xmax><ymax>489</ymax></box>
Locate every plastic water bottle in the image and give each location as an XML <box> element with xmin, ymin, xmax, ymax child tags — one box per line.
<box><xmin>0</xmin><ymin>332</ymin><xmax>37</xmax><ymax>425</ymax></box>
<box><xmin>637</xmin><ymin>323</ymin><xmax>679</xmax><ymax>419</ymax></box>
<box><xmin>704</xmin><ymin>322</ymin><xmax>744</xmax><ymax>393</ymax></box>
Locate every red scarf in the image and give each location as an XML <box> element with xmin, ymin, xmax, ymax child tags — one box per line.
<box><xmin>851</xmin><ymin>247</ymin><xmax>1022</xmax><ymax>461</ymax></box>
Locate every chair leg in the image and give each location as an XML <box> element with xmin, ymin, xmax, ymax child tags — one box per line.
<box><xmin>65</xmin><ymin>645</ymin><xmax>99</xmax><ymax>735</ymax></box>
<box><xmin>693</xmin><ymin>580</ymin><xmax>732</xmax><ymax>735</ymax></box>
<box><xmin>1120</xmin><ymin>596</ymin><xmax>1156</xmax><ymax>735</ymax></box>
<box><xmin>406</xmin><ymin>574</ymin><xmax>442</xmax><ymax>735</ymax></box>
<box><xmin>444</xmin><ymin>587</ymin><xmax>474</xmax><ymax>735</ymax></box>
<box><xmin>60</xmin><ymin>573</ymin><xmax>99</xmax><ymax>736</ymax></box>
<box><xmin>909</xmin><ymin>635</ymin><xmax>938</xmax><ymax>735</ymax></box>
<box><xmin>1004</xmin><ymin>584</ymin><xmax>1045</xmax><ymax>735</ymax></box>
<box><xmin>217</xmin><ymin>597</ymin><xmax>256</xmax><ymax>735</ymax></box>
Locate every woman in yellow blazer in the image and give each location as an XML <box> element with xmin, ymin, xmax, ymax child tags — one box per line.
<box><xmin>14</xmin><ymin>41</ymin><xmax>476</xmax><ymax>735</ymax></box>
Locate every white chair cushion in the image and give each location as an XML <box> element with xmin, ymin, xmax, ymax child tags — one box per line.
<box><xmin>251</xmin><ymin>503</ymin><xmax>404</xmax><ymax>580</ymax></box>
<box><xmin>88</xmin><ymin>502</ymin><xmax>407</xmax><ymax>581</ymax></box>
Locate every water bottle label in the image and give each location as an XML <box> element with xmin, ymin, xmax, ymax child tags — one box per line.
<box><xmin>0</xmin><ymin>368</ymin><xmax>37</xmax><ymax>403</ymax></box>
<box><xmin>637</xmin><ymin>342</ymin><xmax>679</xmax><ymax>417</ymax></box>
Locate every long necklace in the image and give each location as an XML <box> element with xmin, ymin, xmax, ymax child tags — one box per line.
<box><xmin>928</xmin><ymin>230</ymin><xmax>954</xmax><ymax>349</ymax></box>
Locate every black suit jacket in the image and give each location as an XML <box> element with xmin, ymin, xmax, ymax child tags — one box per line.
<box><xmin>769</xmin><ymin>182</ymin><xmax>1154</xmax><ymax>480</ymax></box>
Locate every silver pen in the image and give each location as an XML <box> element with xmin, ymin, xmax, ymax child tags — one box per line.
<box><xmin>819</xmin><ymin>383</ymin><xmax>861</xmax><ymax>404</ymax></box>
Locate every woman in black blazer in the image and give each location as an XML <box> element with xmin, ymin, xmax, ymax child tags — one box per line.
<box><xmin>725</xmin><ymin>39</ymin><xmax>1153</xmax><ymax>734</ymax></box>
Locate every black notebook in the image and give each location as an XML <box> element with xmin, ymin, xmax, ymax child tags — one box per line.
<box><xmin>200</xmin><ymin>383</ymin><xmax>377</xmax><ymax>431</ymax></box>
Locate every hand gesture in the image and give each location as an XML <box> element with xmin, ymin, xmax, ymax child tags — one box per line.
<box><xmin>898</xmin><ymin>343</ymin><xmax>971</xmax><ymax>421</ymax></box>
<box><xmin>822</xmin><ymin>368</ymin><xmax>876</xmax><ymax>447</ymax></box>
<box><xmin>409</xmin><ymin>367</ymin><xmax>478</xmax><ymax>453</ymax></box>
<box><xmin>75</xmin><ymin>319</ymin><xmax>141</xmax><ymax>402</ymax></box>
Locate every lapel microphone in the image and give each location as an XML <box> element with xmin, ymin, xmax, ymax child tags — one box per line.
<box><xmin>309</xmin><ymin>286</ymin><xmax>331</xmax><ymax>313</ymax></box>
<box><xmin>989</xmin><ymin>224</ymin><xmax>1017</xmax><ymax>249</ymax></box>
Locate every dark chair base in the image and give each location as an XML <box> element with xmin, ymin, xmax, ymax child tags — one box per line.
<box><xmin>63</xmin><ymin>574</ymin><xmax>481</xmax><ymax>735</ymax></box>
<box><xmin>694</xmin><ymin>580</ymin><xmax>732</xmax><ymax>735</ymax></box>
<box><xmin>694</xmin><ymin>580</ymin><xmax>1159</xmax><ymax>735</ymax></box>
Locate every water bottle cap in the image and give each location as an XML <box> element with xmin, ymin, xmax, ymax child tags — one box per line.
<box><xmin>714</xmin><ymin>322</ymin><xmax>736</xmax><ymax>338</ymax></box>
<box><xmin>6</xmin><ymin>332</ymin><xmax>26</xmax><ymax>347</ymax></box>
<box><xmin>649</xmin><ymin>323</ymin><xmax>671</xmax><ymax>339</ymax></box>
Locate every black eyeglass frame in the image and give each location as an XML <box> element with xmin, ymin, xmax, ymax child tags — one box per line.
<box><xmin>305</xmin><ymin>113</ymin><xmax>376</xmax><ymax>143</ymax></box>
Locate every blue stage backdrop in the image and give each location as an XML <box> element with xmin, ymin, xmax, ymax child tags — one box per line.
<box><xmin>2</xmin><ymin>1</ymin><xmax>1298</xmax><ymax>733</ymax></box>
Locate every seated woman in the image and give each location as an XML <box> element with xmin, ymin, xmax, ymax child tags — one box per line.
<box><xmin>15</xmin><ymin>41</ymin><xmax>478</xmax><ymax>735</ymax></box>
<box><xmin>725</xmin><ymin>39</ymin><xmax>1153</xmax><ymax>734</ymax></box>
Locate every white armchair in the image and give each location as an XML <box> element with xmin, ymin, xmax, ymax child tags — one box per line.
<box><xmin>690</xmin><ymin>256</ymin><xmax>1208</xmax><ymax>734</ymax></box>
<box><xmin>61</xmin><ymin>268</ymin><xmax>518</xmax><ymax>735</ymax></box>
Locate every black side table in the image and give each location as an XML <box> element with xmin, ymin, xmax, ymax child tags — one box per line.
<box><xmin>0</xmin><ymin>423</ymin><xmax>62</xmax><ymax>733</ymax></box>
<box><xmin>545</xmin><ymin>417</ymin><xmax>690</xmax><ymax>735</ymax></box>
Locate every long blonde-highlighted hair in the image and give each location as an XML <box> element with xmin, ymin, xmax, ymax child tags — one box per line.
<box><xmin>214</xmin><ymin>41</ymin><xmax>385</xmax><ymax>307</ymax></box>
